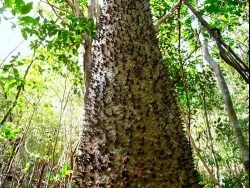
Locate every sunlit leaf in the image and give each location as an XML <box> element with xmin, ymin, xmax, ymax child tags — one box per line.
<box><xmin>15</xmin><ymin>0</ymin><xmax>25</xmax><ymax>7</ymax></box>
<box><xmin>4</xmin><ymin>0</ymin><xmax>15</xmax><ymax>8</ymax></box>
<box><xmin>19</xmin><ymin>16</ymin><xmax>39</xmax><ymax>25</ymax></box>
<box><xmin>12</xmin><ymin>68</ymin><xmax>19</xmax><ymax>77</ymax></box>
<box><xmin>205</xmin><ymin>4</ymin><xmax>220</xmax><ymax>14</ymax></box>
<box><xmin>21</xmin><ymin>29</ymin><xmax>28</xmax><ymax>39</ymax></box>
<box><xmin>20</xmin><ymin>2</ymin><xmax>33</xmax><ymax>15</ymax></box>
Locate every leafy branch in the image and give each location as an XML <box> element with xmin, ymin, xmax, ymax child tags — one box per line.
<box><xmin>183</xmin><ymin>0</ymin><xmax>249</xmax><ymax>84</ymax></box>
<box><xmin>0</xmin><ymin>55</ymin><xmax>35</xmax><ymax>126</ymax></box>
<box><xmin>155</xmin><ymin>0</ymin><xmax>183</xmax><ymax>31</ymax></box>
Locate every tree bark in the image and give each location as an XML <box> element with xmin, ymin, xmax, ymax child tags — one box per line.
<box><xmin>77</xmin><ymin>1</ymin><xmax>201</xmax><ymax>187</ymax></box>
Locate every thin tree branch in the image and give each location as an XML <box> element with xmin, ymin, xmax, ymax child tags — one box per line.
<box><xmin>0</xmin><ymin>40</ymin><xmax>25</xmax><ymax>67</ymax></box>
<box><xmin>155</xmin><ymin>0</ymin><xmax>182</xmax><ymax>31</ymax></box>
<box><xmin>0</xmin><ymin>55</ymin><xmax>35</xmax><ymax>126</ymax></box>
<box><xmin>64</xmin><ymin>0</ymin><xmax>81</xmax><ymax>17</ymax></box>
<box><xmin>201</xmin><ymin>90</ymin><xmax>220</xmax><ymax>181</ymax></box>
<box><xmin>65</xmin><ymin>0</ymin><xmax>78</xmax><ymax>12</ymax></box>
<box><xmin>177</xmin><ymin>101</ymin><xmax>222</xmax><ymax>188</ymax></box>
<box><xmin>197</xmin><ymin>22</ymin><xmax>249</xmax><ymax>175</ymax></box>
<box><xmin>183</xmin><ymin>0</ymin><xmax>249</xmax><ymax>84</ymax></box>
<box><xmin>45</xmin><ymin>0</ymin><xmax>64</xmax><ymax>20</ymax></box>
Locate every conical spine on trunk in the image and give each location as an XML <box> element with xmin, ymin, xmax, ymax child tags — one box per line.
<box><xmin>77</xmin><ymin>0</ymin><xmax>201</xmax><ymax>187</ymax></box>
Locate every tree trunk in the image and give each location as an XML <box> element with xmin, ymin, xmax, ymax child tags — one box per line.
<box><xmin>77</xmin><ymin>1</ymin><xmax>201</xmax><ymax>187</ymax></box>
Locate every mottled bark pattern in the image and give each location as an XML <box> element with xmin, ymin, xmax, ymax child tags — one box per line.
<box><xmin>77</xmin><ymin>0</ymin><xmax>201</xmax><ymax>187</ymax></box>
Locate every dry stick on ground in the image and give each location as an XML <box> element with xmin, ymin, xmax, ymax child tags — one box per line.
<box><xmin>182</xmin><ymin>0</ymin><xmax>249</xmax><ymax>84</ymax></box>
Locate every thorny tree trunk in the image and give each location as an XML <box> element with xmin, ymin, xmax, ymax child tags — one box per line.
<box><xmin>77</xmin><ymin>1</ymin><xmax>201</xmax><ymax>187</ymax></box>
<box><xmin>83</xmin><ymin>0</ymin><xmax>100</xmax><ymax>93</ymax></box>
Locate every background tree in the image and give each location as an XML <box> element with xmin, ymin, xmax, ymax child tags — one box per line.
<box><xmin>151</xmin><ymin>0</ymin><xmax>249</xmax><ymax>186</ymax></box>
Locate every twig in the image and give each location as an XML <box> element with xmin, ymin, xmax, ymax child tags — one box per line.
<box><xmin>0</xmin><ymin>40</ymin><xmax>25</xmax><ymax>67</ymax></box>
<box><xmin>155</xmin><ymin>0</ymin><xmax>182</xmax><ymax>31</ymax></box>
<box><xmin>45</xmin><ymin>0</ymin><xmax>64</xmax><ymax>20</ymax></box>
<box><xmin>177</xmin><ymin>101</ymin><xmax>222</xmax><ymax>188</ymax></box>
<box><xmin>36</xmin><ymin>162</ymin><xmax>47</xmax><ymax>188</ymax></box>
<box><xmin>201</xmin><ymin>90</ymin><xmax>220</xmax><ymax>180</ymax></box>
<box><xmin>0</xmin><ymin>54</ymin><xmax>35</xmax><ymax>126</ymax></box>
<box><xmin>64</xmin><ymin>0</ymin><xmax>81</xmax><ymax>17</ymax></box>
<box><xmin>65</xmin><ymin>0</ymin><xmax>77</xmax><ymax>12</ymax></box>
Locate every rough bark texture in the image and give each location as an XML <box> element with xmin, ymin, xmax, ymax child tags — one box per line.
<box><xmin>77</xmin><ymin>0</ymin><xmax>201</xmax><ymax>187</ymax></box>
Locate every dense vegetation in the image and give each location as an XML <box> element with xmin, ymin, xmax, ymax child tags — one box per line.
<box><xmin>0</xmin><ymin>0</ymin><xmax>248</xmax><ymax>187</ymax></box>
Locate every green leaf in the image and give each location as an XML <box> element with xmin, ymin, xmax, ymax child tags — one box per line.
<box><xmin>15</xmin><ymin>0</ymin><xmax>25</xmax><ymax>7</ymax></box>
<box><xmin>23</xmin><ymin>162</ymin><xmax>31</xmax><ymax>172</ymax></box>
<box><xmin>5</xmin><ymin>82</ymin><xmax>17</xmax><ymax>93</ymax></box>
<box><xmin>0</xmin><ymin>104</ymin><xmax>7</xmax><ymax>109</ymax></box>
<box><xmin>17</xmin><ymin>61</ymin><xmax>24</xmax><ymax>66</ymax></box>
<box><xmin>72</xmin><ymin>48</ymin><xmax>78</xmax><ymax>56</ymax></box>
<box><xmin>0</xmin><ymin>75</ymin><xmax>13</xmax><ymax>82</ymax></box>
<box><xmin>62</xmin><ymin>31</ymin><xmax>68</xmax><ymax>42</ymax></box>
<box><xmin>19</xmin><ymin>16</ymin><xmax>39</xmax><ymax>25</ymax></box>
<box><xmin>59</xmin><ymin>164</ymin><xmax>73</xmax><ymax>178</ymax></box>
<box><xmin>13</xmin><ymin>68</ymin><xmax>19</xmax><ymax>77</ymax></box>
<box><xmin>21</xmin><ymin>29</ymin><xmax>28</xmax><ymax>40</ymax></box>
<box><xmin>2</xmin><ymin>64</ymin><xmax>14</xmax><ymax>71</ymax></box>
<box><xmin>48</xmin><ymin>25</ymin><xmax>58</xmax><ymax>37</ymax></box>
<box><xmin>37</xmin><ymin>54</ymin><xmax>45</xmax><ymax>61</ymax></box>
<box><xmin>205</xmin><ymin>4</ymin><xmax>220</xmax><ymax>14</ymax></box>
<box><xmin>4</xmin><ymin>0</ymin><xmax>15</xmax><ymax>8</ymax></box>
<box><xmin>220</xmin><ymin>15</ymin><xmax>227</xmax><ymax>22</ymax></box>
<box><xmin>20</xmin><ymin>2</ymin><xmax>33</xmax><ymax>15</ymax></box>
<box><xmin>0</xmin><ymin>123</ymin><xmax>21</xmax><ymax>140</ymax></box>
